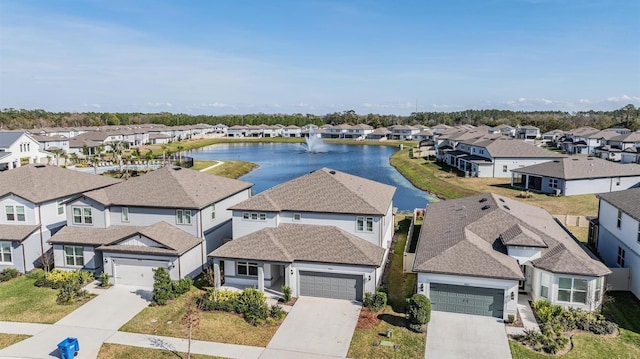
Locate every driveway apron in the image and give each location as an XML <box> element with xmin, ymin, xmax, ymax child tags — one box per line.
<box><xmin>425</xmin><ymin>311</ymin><xmax>512</xmax><ymax>359</ymax></box>
<box><xmin>262</xmin><ymin>297</ymin><xmax>361</xmax><ymax>358</ymax></box>
<box><xmin>0</xmin><ymin>285</ymin><xmax>150</xmax><ymax>359</ymax></box>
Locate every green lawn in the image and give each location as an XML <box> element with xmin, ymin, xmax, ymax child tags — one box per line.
<box><xmin>98</xmin><ymin>343</ymin><xmax>224</xmax><ymax>359</ymax></box>
<box><xmin>120</xmin><ymin>290</ymin><xmax>281</xmax><ymax>347</ymax></box>
<box><xmin>386</xmin><ymin>216</ymin><xmax>417</xmax><ymax>312</ymax></box>
<box><xmin>191</xmin><ymin>160</ymin><xmax>258</xmax><ymax>179</ymax></box>
<box><xmin>0</xmin><ymin>275</ymin><xmax>86</xmax><ymax>323</ymax></box>
<box><xmin>0</xmin><ymin>334</ymin><xmax>30</xmax><ymax>349</ymax></box>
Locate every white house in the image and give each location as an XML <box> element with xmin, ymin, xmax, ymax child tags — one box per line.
<box><xmin>593</xmin><ymin>188</ymin><xmax>640</xmax><ymax>299</ymax></box>
<box><xmin>516</xmin><ymin>126</ymin><xmax>541</xmax><ymax>141</ymax></box>
<box><xmin>282</xmin><ymin>125</ymin><xmax>302</xmax><ymax>138</ymax></box>
<box><xmin>412</xmin><ymin>193</ymin><xmax>610</xmax><ymax>320</ymax></box>
<box><xmin>210</xmin><ymin>168</ymin><xmax>396</xmax><ymax>301</ymax></box>
<box><xmin>0</xmin><ymin>132</ymin><xmax>51</xmax><ymax>171</ymax></box>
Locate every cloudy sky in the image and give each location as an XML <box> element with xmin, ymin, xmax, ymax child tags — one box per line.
<box><xmin>0</xmin><ymin>0</ymin><xmax>638</xmax><ymax>115</ymax></box>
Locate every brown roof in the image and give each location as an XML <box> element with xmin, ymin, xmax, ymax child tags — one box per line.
<box><xmin>500</xmin><ymin>224</ymin><xmax>547</xmax><ymax>248</ymax></box>
<box><xmin>413</xmin><ymin>193</ymin><xmax>610</xmax><ymax>278</ymax></box>
<box><xmin>512</xmin><ymin>157</ymin><xmax>640</xmax><ymax>180</ymax></box>
<box><xmin>475</xmin><ymin>138</ymin><xmax>566</xmax><ymax>158</ymax></box>
<box><xmin>598</xmin><ymin>187</ymin><xmax>640</xmax><ymax>222</ymax></box>
<box><xmin>83</xmin><ymin>166</ymin><xmax>252</xmax><ymax>209</ymax></box>
<box><xmin>0</xmin><ymin>224</ymin><xmax>40</xmax><ymax>242</ymax></box>
<box><xmin>0</xmin><ymin>164</ymin><xmax>120</xmax><ymax>204</ymax></box>
<box><xmin>210</xmin><ymin>224</ymin><xmax>384</xmax><ymax>266</ymax></box>
<box><xmin>230</xmin><ymin>168</ymin><xmax>395</xmax><ymax>215</ymax></box>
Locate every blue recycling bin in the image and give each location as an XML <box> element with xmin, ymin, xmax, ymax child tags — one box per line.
<box><xmin>57</xmin><ymin>337</ymin><xmax>79</xmax><ymax>359</ymax></box>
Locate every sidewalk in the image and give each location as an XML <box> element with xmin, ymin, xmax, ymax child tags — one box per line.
<box><xmin>506</xmin><ymin>293</ymin><xmax>540</xmax><ymax>336</ymax></box>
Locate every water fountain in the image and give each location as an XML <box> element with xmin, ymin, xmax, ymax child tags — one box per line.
<box><xmin>304</xmin><ymin>127</ymin><xmax>329</xmax><ymax>153</ymax></box>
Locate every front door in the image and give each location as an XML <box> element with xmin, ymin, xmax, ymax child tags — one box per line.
<box><xmin>519</xmin><ymin>265</ymin><xmax>527</xmax><ymax>291</ymax></box>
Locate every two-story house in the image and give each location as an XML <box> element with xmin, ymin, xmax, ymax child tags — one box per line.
<box><xmin>282</xmin><ymin>125</ymin><xmax>302</xmax><ymax>138</ymax></box>
<box><xmin>516</xmin><ymin>125</ymin><xmax>541</xmax><ymax>141</ymax></box>
<box><xmin>209</xmin><ymin>168</ymin><xmax>396</xmax><ymax>301</ymax></box>
<box><xmin>48</xmin><ymin>166</ymin><xmax>253</xmax><ymax>286</ymax></box>
<box><xmin>0</xmin><ymin>132</ymin><xmax>51</xmax><ymax>171</ymax></box>
<box><xmin>0</xmin><ymin>164</ymin><xmax>120</xmax><ymax>273</ymax></box>
<box><xmin>389</xmin><ymin>125</ymin><xmax>420</xmax><ymax>140</ymax></box>
<box><xmin>592</xmin><ymin>188</ymin><xmax>640</xmax><ymax>299</ymax></box>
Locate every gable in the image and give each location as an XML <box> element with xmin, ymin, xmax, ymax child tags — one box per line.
<box><xmin>118</xmin><ymin>234</ymin><xmax>165</xmax><ymax>248</ymax></box>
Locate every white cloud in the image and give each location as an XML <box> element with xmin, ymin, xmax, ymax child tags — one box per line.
<box><xmin>579</xmin><ymin>98</ymin><xmax>591</xmax><ymax>103</ymax></box>
<box><xmin>201</xmin><ymin>103</ymin><xmax>228</xmax><ymax>108</ymax></box>
<box><xmin>147</xmin><ymin>102</ymin><xmax>173</xmax><ymax>108</ymax></box>
<box><xmin>606</xmin><ymin>95</ymin><xmax>640</xmax><ymax>103</ymax></box>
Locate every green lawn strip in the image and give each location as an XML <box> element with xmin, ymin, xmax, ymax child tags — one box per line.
<box><xmin>119</xmin><ymin>290</ymin><xmax>279</xmax><ymax>347</ymax></box>
<box><xmin>0</xmin><ymin>334</ymin><xmax>30</xmax><ymax>349</ymax></box>
<box><xmin>510</xmin><ymin>331</ymin><xmax>640</xmax><ymax>359</ymax></box>
<box><xmin>386</xmin><ymin>217</ymin><xmax>416</xmax><ymax>312</ymax></box>
<box><xmin>347</xmin><ymin>307</ymin><xmax>425</xmax><ymax>359</ymax></box>
<box><xmin>603</xmin><ymin>291</ymin><xmax>640</xmax><ymax>347</ymax></box>
<box><xmin>0</xmin><ymin>276</ymin><xmax>83</xmax><ymax>323</ymax></box>
<box><xmin>190</xmin><ymin>160</ymin><xmax>220</xmax><ymax>171</ymax></box>
<box><xmin>202</xmin><ymin>160</ymin><xmax>258</xmax><ymax>179</ymax></box>
<box><xmin>567</xmin><ymin>226</ymin><xmax>589</xmax><ymax>243</ymax></box>
<box><xmin>98</xmin><ymin>343</ymin><xmax>225</xmax><ymax>359</ymax></box>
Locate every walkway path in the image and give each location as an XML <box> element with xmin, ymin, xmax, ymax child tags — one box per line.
<box><xmin>199</xmin><ymin>160</ymin><xmax>225</xmax><ymax>172</ymax></box>
<box><xmin>505</xmin><ymin>293</ymin><xmax>540</xmax><ymax>336</ymax></box>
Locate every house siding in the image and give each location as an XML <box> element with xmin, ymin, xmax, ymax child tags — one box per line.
<box><xmin>529</xmin><ymin>267</ymin><xmax>603</xmax><ymax>311</ymax></box>
<box><xmin>492</xmin><ymin>158</ymin><xmax>556</xmax><ymax>178</ymax></box>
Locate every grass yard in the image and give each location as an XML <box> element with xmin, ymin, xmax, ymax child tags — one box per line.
<box><xmin>387</xmin><ymin>216</ymin><xmax>416</xmax><ymax>312</ymax></box>
<box><xmin>191</xmin><ymin>160</ymin><xmax>258</xmax><ymax>179</ymax></box>
<box><xmin>0</xmin><ymin>275</ymin><xmax>85</xmax><ymax>323</ymax></box>
<box><xmin>390</xmin><ymin>150</ymin><xmax>599</xmax><ymax>216</ymax></box>
<box><xmin>347</xmin><ymin>307</ymin><xmax>426</xmax><ymax>359</ymax></box>
<box><xmin>120</xmin><ymin>290</ymin><xmax>280</xmax><ymax>347</ymax></box>
<box><xmin>98</xmin><ymin>343</ymin><xmax>224</xmax><ymax>359</ymax></box>
<box><xmin>567</xmin><ymin>226</ymin><xmax>589</xmax><ymax>243</ymax></box>
<box><xmin>0</xmin><ymin>334</ymin><xmax>30</xmax><ymax>349</ymax></box>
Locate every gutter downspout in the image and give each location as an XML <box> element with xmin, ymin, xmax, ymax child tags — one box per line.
<box><xmin>199</xmin><ymin>209</ymin><xmax>205</xmax><ymax>269</ymax></box>
<box><xmin>37</xmin><ymin>205</ymin><xmax>44</xmax><ymax>260</ymax></box>
<box><xmin>22</xmin><ymin>244</ymin><xmax>27</xmax><ymax>273</ymax></box>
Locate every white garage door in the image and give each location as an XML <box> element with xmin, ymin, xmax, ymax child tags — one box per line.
<box><xmin>113</xmin><ymin>258</ymin><xmax>168</xmax><ymax>287</ymax></box>
<box><xmin>299</xmin><ymin>271</ymin><xmax>363</xmax><ymax>301</ymax></box>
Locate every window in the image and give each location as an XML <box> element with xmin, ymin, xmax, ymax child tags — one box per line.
<box><xmin>503</xmin><ymin>165</ymin><xmax>508</xmax><ymax>173</ymax></box>
<box><xmin>211</xmin><ymin>204</ymin><xmax>215</xmax><ymax>220</ymax></box>
<box><xmin>540</xmin><ymin>272</ymin><xmax>550</xmax><ymax>299</ymax></box>
<box><xmin>243</xmin><ymin>212</ymin><xmax>250</xmax><ymax>220</ymax></box>
<box><xmin>242</xmin><ymin>212</ymin><xmax>266</xmax><ymax>221</ymax></box>
<box><xmin>594</xmin><ymin>277</ymin><xmax>602</xmax><ymax>303</ymax></box>
<box><xmin>557</xmin><ymin>277</ymin><xmax>587</xmax><ymax>304</ymax></box>
<box><xmin>5</xmin><ymin>205</ymin><xmax>25</xmax><ymax>222</ymax></box>
<box><xmin>121</xmin><ymin>207</ymin><xmax>129</xmax><ymax>222</ymax></box>
<box><xmin>0</xmin><ymin>241</ymin><xmax>11</xmax><ymax>263</ymax></box>
<box><xmin>236</xmin><ymin>261</ymin><xmax>258</xmax><ymax>276</ymax></box>
<box><xmin>637</xmin><ymin>222</ymin><xmax>640</xmax><ymax>243</ymax></box>
<box><xmin>617</xmin><ymin>247</ymin><xmax>625</xmax><ymax>267</ymax></box>
<box><xmin>57</xmin><ymin>200</ymin><xmax>65</xmax><ymax>215</ymax></box>
<box><xmin>72</xmin><ymin>207</ymin><xmax>92</xmax><ymax>225</ymax></box>
<box><xmin>617</xmin><ymin>210</ymin><xmax>622</xmax><ymax>228</ymax></box>
<box><xmin>356</xmin><ymin>216</ymin><xmax>374</xmax><ymax>232</ymax></box>
<box><xmin>549</xmin><ymin>178</ymin><xmax>559</xmax><ymax>189</ymax></box>
<box><xmin>293</xmin><ymin>213</ymin><xmax>301</xmax><ymax>221</ymax></box>
<box><xmin>64</xmin><ymin>246</ymin><xmax>83</xmax><ymax>266</ymax></box>
<box><xmin>176</xmin><ymin>209</ymin><xmax>192</xmax><ymax>225</ymax></box>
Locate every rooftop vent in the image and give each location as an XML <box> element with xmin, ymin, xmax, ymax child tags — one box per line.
<box><xmin>479</xmin><ymin>198</ymin><xmax>488</xmax><ymax>203</ymax></box>
<box><xmin>499</xmin><ymin>198</ymin><xmax>505</xmax><ymax>202</ymax></box>
<box><xmin>329</xmin><ymin>170</ymin><xmax>336</xmax><ymax>175</ymax></box>
<box><xmin>503</xmin><ymin>205</ymin><xmax>510</xmax><ymax>210</ymax></box>
<box><xmin>172</xmin><ymin>167</ymin><xmax>182</xmax><ymax>171</ymax></box>
<box><xmin>481</xmin><ymin>205</ymin><xmax>491</xmax><ymax>210</ymax></box>
<box><xmin>34</xmin><ymin>164</ymin><xmax>46</xmax><ymax>168</ymax></box>
<box><xmin>587</xmin><ymin>158</ymin><xmax>594</xmax><ymax>160</ymax></box>
<box><xmin>572</xmin><ymin>158</ymin><xmax>579</xmax><ymax>161</ymax></box>
<box><xmin>553</xmin><ymin>160</ymin><xmax>560</xmax><ymax>163</ymax></box>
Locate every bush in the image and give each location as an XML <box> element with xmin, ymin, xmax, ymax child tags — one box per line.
<box><xmin>270</xmin><ymin>304</ymin><xmax>286</xmax><ymax>321</ymax></box>
<box><xmin>25</xmin><ymin>269</ymin><xmax>45</xmax><ymax>280</ymax></box>
<box><xmin>199</xmin><ymin>289</ymin><xmax>240</xmax><ymax>312</ymax></box>
<box><xmin>152</xmin><ymin>268</ymin><xmax>174</xmax><ymax>305</ymax></box>
<box><xmin>281</xmin><ymin>285</ymin><xmax>292</xmax><ymax>303</ymax></box>
<box><xmin>363</xmin><ymin>291</ymin><xmax>387</xmax><ymax>312</ymax></box>
<box><xmin>56</xmin><ymin>274</ymin><xmax>88</xmax><ymax>305</ymax></box>
<box><xmin>237</xmin><ymin>288</ymin><xmax>270</xmax><ymax>326</ymax></box>
<box><xmin>100</xmin><ymin>272</ymin><xmax>110</xmax><ymax>287</ymax></box>
<box><xmin>0</xmin><ymin>268</ymin><xmax>20</xmax><ymax>282</ymax></box>
<box><xmin>363</xmin><ymin>292</ymin><xmax>374</xmax><ymax>307</ymax></box>
<box><xmin>406</xmin><ymin>294</ymin><xmax>431</xmax><ymax>332</ymax></box>
<box><xmin>173</xmin><ymin>277</ymin><xmax>193</xmax><ymax>295</ymax></box>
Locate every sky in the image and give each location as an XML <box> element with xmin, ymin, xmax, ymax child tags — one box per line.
<box><xmin>0</xmin><ymin>0</ymin><xmax>639</xmax><ymax>115</ymax></box>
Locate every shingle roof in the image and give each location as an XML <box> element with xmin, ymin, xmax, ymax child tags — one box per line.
<box><xmin>0</xmin><ymin>164</ymin><xmax>120</xmax><ymax>204</ymax></box>
<box><xmin>500</xmin><ymin>224</ymin><xmax>547</xmax><ymax>248</ymax></box>
<box><xmin>476</xmin><ymin>138</ymin><xmax>565</xmax><ymax>158</ymax></box>
<box><xmin>230</xmin><ymin>168</ymin><xmax>395</xmax><ymax>215</ymax></box>
<box><xmin>413</xmin><ymin>193</ymin><xmax>610</xmax><ymax>278</ymax></box>
<box><xmin>0</xmin><ymin>224</ymin><xmax>40</xmax><ymax>242</ymax></box>
<box><xmin>210</xmin><ymin>224</ymin><xmax>384</xmax><ymax>266</ymax></box>
<box><xmin>511</xmin><ymin>156</ymin><xmax>640</xmax><ymax>180</ymax></box>
<box><xmin>0</xmin><ymin>132</ymin><xmax>24</xmax><ymax>147</ymax></box>
<box><xmin>610</xmin><ymin>132</ymin><xmax>640</xmax><ymax>143</ymax></box>
<box><xmin>83</xmin><ymin>166</ymin><xmax>252</xmax><ymax>209</ymax></box>
<box><xmin>598</xmin><ymin>187</ymin><xmax>640</xmax><ymax>222</ymax></box>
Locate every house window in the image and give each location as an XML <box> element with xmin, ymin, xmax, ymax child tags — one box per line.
<box><xmin>57</xmin><ymin>200</ymin><xmax>65</xmax><ymax>215</ymax></box>
<box><xmin>594</xmin><ymin>277</ymin><xmax>602</xmax><ymax>303</ymax></box>
<box><xmin>0</xmin><ymin>241</ymin><xmax>11</xmax><ymax>263</ymax></box>
<box><xmin>540</xmin><ymin>272</ymin><xmax>550</xmax><ymax>299</ymax></box>
<box><xmin>64</xmin><ymin>246</ymin><xmax>84</xmax><ymax>266</ymax></box>
<box><xmin>557</xmin><ymin>277</ymin><xmax>587</xmax><ymax>304</ymax></box>
<box><xmin>243</xmin><ymin>212</ymin><xmax>250</xmax><ymax>220</ymax></box>
<box><xmin>176</xmin><ymin>209</ymin><xmax>192</xmax><ymax>225</ymax></box>
<box><xmin>72</xmin><ymin>207</ymin><xmax>93</xmax><ymax>225</ymax></box>
<box><xmin>293</xmin><ymin>213</ymin><xmax>301</xmax><ymax>221</ymax></box>
<box><xmin>236</xmin><ymin>261</ymin><xmax>258</xmax><ymax>276</ymax></box>
<box><xmin>502</xmin><ymin>165</ymin><xmax>508</xmax><ymax>173</ymax></box>
<box><xmin>242</xmin><ymin>212</ymin><xmax>266</xmax><ymax>221</ymax></box>
<box><xmin>617</xmin><ymin>210</ymin><xmax>622</xmax><ymax>228</ymax></box>
<box><xmin>121</xmin><ymin>207</ymin><xmax>129</xmax><ymax>222</ymax></box>
<box><xmin>617</xmin><ymin>247</ymin><xmax>625</xmax><ymax>267</ymax></box>
<box><xmin>549</xmin><ymin>178</ymin><xmax>559</xmax><ymax>189</ymax></box>
<box><xmin>356</xmin><ymin>216</ymin><xmax>374</xmax><ymax>232</ymax></box>
<box><xmin>5</xmin><ymin>205</ymin><xmax>25</xmax><ymax>222</ymax></box>
<box><xmin>211</xmin><ymin>204</ymin><xmax>215</xmax><ymax>220</ymax></box>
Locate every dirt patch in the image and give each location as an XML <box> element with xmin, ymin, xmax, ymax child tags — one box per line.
<box><xmin>357</xmin><ymin>309</ymin><xmax>381</xmax><ymax>329</ymax></box>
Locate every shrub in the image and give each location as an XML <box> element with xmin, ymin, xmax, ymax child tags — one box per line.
<box><xmin>173</xmin><ymin>277</ymin><xmax>193</xmax><ymax>295</ymax></box>
<box><xmin>26</xmin><ymin>269</ymin><xmax>45</xmax><ymax>280</ymax></box>
<box><xmin>507</xmin><ymin>314</ymin><xmax>515</xmax><ymax>323</ymax></box>
<box><xmin>56</xmin><ymin>275</ymin><xmax>88</xmax><ymax>305</ymax></box>
<box><xmin>199</xmin><ymin>289</ymin><xmax>240</xmax><ymax>312</ymax></box>
<box><xmin>532</xmin><ymin>299</ymin><xmax>562</xmax><ymax>323</ymax></box>
<box><xmin>152</xmin><ymin>267</ymin><xmax>174</xmax><ymax>305</ymax></box>
<box><xmin>237</xmin><ymin>288</ymin><xmax>269</xmax><ymax>325</ymax></box>
<box><xmin>363</xmin><ymin>292</ymin><xmax>374</xmax><ymax>308</ymax></box>
<box><xmin>0</xmin><ymin>268</ymin><xmax>20</xmax><ymax>282</ymax></box>
<box><xmin>406</xmin><ymin>293</ymin><xmax>431</xmax><ymax>332</ymax></box>
<box><xmin>270</xmin><ymin>304</ymin><xmax>286</xmax><ymax>321</ymax></box>
<box><xmin>100</xmin><ymin>272</ymin><xmax>110</xmax><ymax>287</ymax></box>
<box><xmin>281</xmin><ymin>285</ymin><xmax>292</xmax><ymax>303</ymax></box>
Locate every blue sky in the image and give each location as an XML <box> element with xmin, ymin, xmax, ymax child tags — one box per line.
<box><xmin>0</xmin><ymin>0</ymin><xmax>638</xmax><ymax>115</ymax></box>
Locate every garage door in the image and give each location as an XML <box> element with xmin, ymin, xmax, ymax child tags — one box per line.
<box><xmin>113</xmin><ymin>258</ymin><xmax>167</xmax><ymax>287</ymax></box>
<box><xmin>299</xmin><ymin>271</ymin><xmax>363</xmax><ymax>301</ymax></box>
<box><xmin>430</xmin><ymin>283</ymin><xmax>504</xmax><ymax>318</ymax></box>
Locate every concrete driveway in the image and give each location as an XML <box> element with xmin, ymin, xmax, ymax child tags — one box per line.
<box><xmin>261</xmin><ymin>297</ymin><xmax>361</xmax><ymax>358</ymax></box>
<box><xmin>0</xmin><ymin>285</ymin><xmax>150</xmax><ymax>359</ymax></box>
<box><xmin>425</xmin><ymin>311</ymin><xmax>512</xmax><ymax>359</ymax></box>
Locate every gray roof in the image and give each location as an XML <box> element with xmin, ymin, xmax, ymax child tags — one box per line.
<box><xmin>610</xmin><ymin>132</ymin><xmax>640</xmax><ymax>143</ymax></box>
<box><xmin>512</xmin><ymin>157</ymin><xmax>640</xmax><ymax>180</ymax></box>
<box><xmin>210</xmin><ymin>224</ymin><xmax>384</xmax><ymax>266</ymax></box>
<box><xmin>83</xmin><ymin>166</ymin><xmax>252</xmax><ymax>209</ymax></box>
<box><xmin>230</xmin><ymin>168</ymin><xmax>395</xmax><ymax>215</ymax></box>
<box><xmin>0</xmin><ymin>164</ymin><xmax>120</xmax><ymax>204</ymax></box>
<box><xmin>49</xmin><ymin>221</ymin><xmax>201</xmax><ymax>256</ymax></box>
<box><xmin>475</xmin><ymin>138</ymin><xmax>565</xmax><ymax>158</ymax></box>
<box><xmin>0</xmin><ymin>132</ymin><xmax>24</xmax><ymax>147</ymax></box>
<box><xmin>0</xmin><ymin>224</ymin><xmax>40</xmax><ymax>242</ymax></box>
<box><xmin>413</xmin><ymin>193</ymin><xmax>610</xmax><ymax>278</ymax></box>
<box><xmin>598</xmin><ymin>187</ymin><xmax>640</xmax><ymax>222</ymax></box>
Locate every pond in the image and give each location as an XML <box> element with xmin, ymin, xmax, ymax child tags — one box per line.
<box><xmin>187</xmin><ymin>142</ymin><xmax>437</xmax><ymax>211</ymax></box>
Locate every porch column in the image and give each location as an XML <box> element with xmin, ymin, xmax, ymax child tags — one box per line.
<box><xmin>525</xmin><ymin>175</ymin><xmax>530</xmax><ymax>189</ymax></box>
<box><xmin>284</xmin><ymin>264</ymin><xmax>292</xmax><ymax>286</ymax></box>
<box><xmin>257</xmin><ymin>264</ymin><xmax>265</xmax><ymax>291</ymax></box>
<box><xmin>213</xmin><ymin>259</ymin><xmax>221</xmax><ymax>289</ymax></box>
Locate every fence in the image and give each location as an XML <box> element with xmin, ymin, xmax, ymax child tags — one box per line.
<box><xmin>606</xmin><ymin>268</ymin><xmax>631</xmax><ymax>291</ymax></box>
<box><xmin>553</xmin><ymin>215</ymin><xmax>592</xmax><ymax>228</ymax></box>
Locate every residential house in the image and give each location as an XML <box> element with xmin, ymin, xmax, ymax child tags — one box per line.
<box><xmin>345</xmin><ymin>124</ymin><xmax>374</xmax><ymax>140</ymax></box>
<box><xmin>322</xmin><ymin>124</ymin><xmax>351</xmax><ymax>139</ymax></box>
<box><xmin>282</xmin><ymin>125</ymin><xmax>302</xmax><ymax>138</ymax></box>
<box><xmin>367</xmin><ymin>127</ymin><xmax>391</xmax><ymax>141</ymax></box>
<box><xmin>490</xmin><ymin>124</ymin><xmax>516</xmax><ymax>137</ymax></box>
<box><xmin>210</xmin><ymin>168</ymin><xmax>396</xmax><ymax>301</ymax></box>
<box><xmin>412</xmin><ymin>193</ymin><xmax>610</xmax><ymax>320</ymax></box>
<box><xmin>541</xmin><ymin>130</ymin><xmax>564</xmax><ymax>145</ymax></box>
<box><xmin>516</xmin><ymin>126</ymin><xmax>541</xmax><ymax>141</ymax></box>
<box><xmin>592</xmin><ymin>188</ymin><xmax>640</xmax><ymax>298</ymax></box>
<box><xmin>0</xmin><ymin>131</ymin><xmax>51</xmax><ymax>171</ymax></box>
<box><xmin>227</xmin><ymin>125</ymin><xmax>247</xmax><ymax>137</ymax></box>
<box><xmin>389</xmin><ymin>125</ymin><xmax>420</xmax><ymax>140</ymax></box>
<box><xmin>32</xmin><ymin>135</ymin><xmax>70</xmax><ymax>153</ymax></box>
<box><xmin>0</xmin><ymin>164</ymin><xmax>119</xmax><ymax>273</ymax></box>
<box><xmin>49</xmin><ymin>166</ymin><xmax>253</xmax><ymax>286</ymax></box>
<box><xmin>595</xmin><ymin>132</ymin><xmax>640</xmax><ymax>163</ymax></box>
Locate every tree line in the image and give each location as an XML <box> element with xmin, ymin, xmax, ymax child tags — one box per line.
<box><xmin>1</xmin><ymin>104</ymin><xmax>638</xmax><ymax>134</ymax></box>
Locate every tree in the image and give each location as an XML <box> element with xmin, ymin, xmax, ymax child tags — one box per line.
<box><xmin>176</xmin><ymin>145</ymin><xmax>184</xmax><ymax>166</ymax></box>
<box><xmin>180</xmin><ymin>295</ymin><xmax>201</xmax><ymax>359</ymax></box>
<box><xmin>144</xmin><ymin>149</ymin><xmax>154</xmax><ymax>172</ymax></box>
<box><xmin>406</xmin><ymin>293</ymin><xmax>431</xmax><ymax>332</ymax></box>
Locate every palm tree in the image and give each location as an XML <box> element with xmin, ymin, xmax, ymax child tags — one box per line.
<box><xmin>144</xmin><ymin>149</ymin><xmax>154</xmax><ymax>172</ymax></box>
<box><xmin>161</xmin><ymin>144</ymin><xmax>168</xmax><ymax>166</ymax></box>
<box><xmin>176</xmin><ymin>144</ymin><xmax>184</xmax><ymax>166</ymax></box>
<box><xmin>91</xmin><ymin>156</ymin><xmax>100</xmax><ymax>174</ymax></box>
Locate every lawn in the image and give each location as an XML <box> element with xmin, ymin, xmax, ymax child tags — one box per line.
<box><xmin>386</xmin><ymin>216</ymin><xmax>416</xmax><ymax>312</ymax></box>
<box><xmin>119</xmin><ymin>290</ymin><xmax>280</xmax><ymax>347</ymax></box>
<box><xmin>191</xmin><ymin>160</ymin><xmax>258</xmax><ymax>179</ymax></box>
<box><xmin>0</xmin><ymin>334</ymin><xmax>30</xmax><ymax>349</ymax></box>
<box><xmin>567</xmin><ymin>226</ymin><xmax>589</xmax><ymax>243</ymax></box>
<box><xmin>98</xmin><ymin>343</ymin><xmax>224</xmax><ymax>359</ymax></box>
<box><xmin>347</xmin><ymin>307</ymin><xmax>426</xmax><ymax>359</ymax></box>
<box><xmin>0</xmin><ymin>275</ymin><xmax>86</xmax><ymax>323</ymax></box>
<box><xmin>509</xmin><ymin>291</ymin><xmax>640</xmax><ymax>359</ymax></box>
<box><xmin>390</xmin><ymin>150</ymin><xmax>599</xmax><ymax>216</ymax></box>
